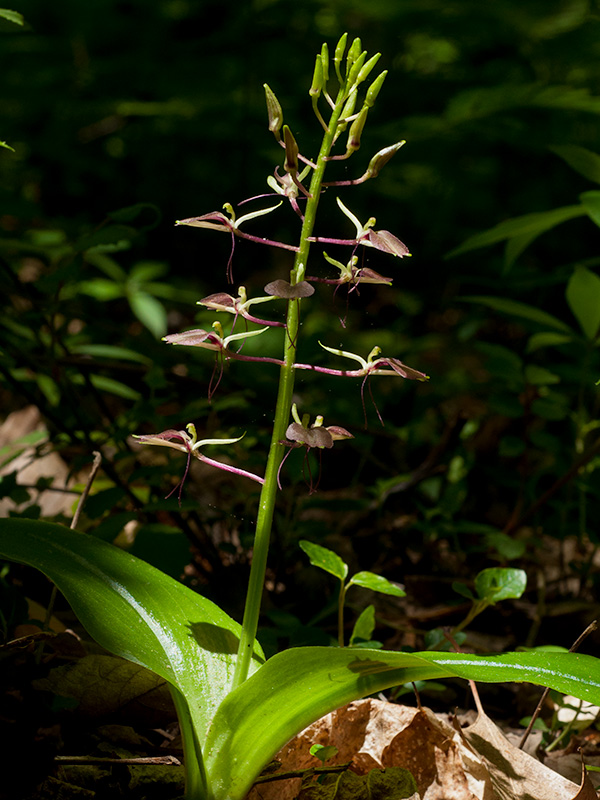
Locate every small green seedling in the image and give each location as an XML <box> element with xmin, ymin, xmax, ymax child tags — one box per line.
<box><xmin>310</xmin><ymin>743</ymin><xmax>339</xmax><ymax>764</ymax></box>
<box><xmin>452</xmin><ymin>567</ymin><xmax>527</xmax><ymax>634</ymax></box>
<box><xmin>299</xmin><ymin>539</ymin><xmax>405</xmax><ymax>647</ymax></box>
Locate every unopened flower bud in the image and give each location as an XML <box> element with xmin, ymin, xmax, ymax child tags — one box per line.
<box><xmin>320</xmin><ymin>43</ymin><xmax>329</xmax><ymax>84</ymax></box>
<box><xmin>356</xmin><ymin>53</ymin><xmax>381</xmax><ymax>86</ymax></box>
<box><xmin>309</xmin><ymin>54</ymin><xmax>324</xmax><ymax>98</ymax></box>
<box><xmin>334</xmin><ymin>32</ymin><xmax>348</xmax><ymax>68</ymax></box>
<box><xmin>264</xmin><ymin>83</ymin><xmax>283</xmax><ymax>136</ymax></box>
<box><xmin>347</xmin><ymin>51</ymin><xmax>367</xmax><ymax>87</ymax></box>
<box><xmin>365</xmin><ymin>70</ymin><xmax>388</xmax><ymax>108</ymax></box>
<box><xmin>346</xmin><ymin>37</ymin><xmax>362</xmax><ymax>74</ymax></box>
<box><xmin>347</xmin><ymin>106</ymin><xmax>368</xmax><ymax>153</ymax></box>
<box><xmin>337</xmin><ymin>88</ymin><xmax>357</xmax><ymax>134</ymax></box>
<box><xmin>364</xmin><ymin>141</ymin><xmax>405</xmax><ymax>179</ymax></box>
<box><xmin>283</xmin><ymin>125</ymin><xmax>299</xmax><ymax>175</ymax></box>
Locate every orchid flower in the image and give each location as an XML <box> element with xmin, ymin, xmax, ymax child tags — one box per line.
<box><xmin>163</xmin><ymin>321</ymin><xmax>269</xmax><ymax>352</ymax></box>
<box><xmin>176</xmin><ymin>200</ymin><xmax>297</xmax><ymax>283</ymax></box>
<box><xmin>307</xmin><ymin>197</ymin><xmax>410</xmax><ymax>259</ymax></box>
<box><xmin>310</xmin><ymin>251</ymin><xmax>392</xmax><ymax>289</ymax></box>
<box><xmin>266</xmin><ymin>166</ymin><xmax>312</xmax><ymax>219</ymax></box>
<box><xmin>163</xmin><ymin>322</ymin><xmax>269</xmax><ymax>399</ymax></box>
<box><xmin>277</xmin><ymin>404</ymin><xmax>353</xmax><ymax>492</ymax></box>
<box><xmin>133</xmin><ymin>423</ymin><xmax>264</xmax><ymax>504</ymax></box>
<box><xmin>306</xmin><ymin>252</ymin><xmax>392</xmax><ymax>328</ymax></box>
<box><xmin>198</xmin><ymin>286</ymin><xmax>285</xmax><ymax>328</ymax></box>
<box><xmin>294</xmin><ymin>343</ymin><xmax>428</xmax><ymax>426</ymax></box>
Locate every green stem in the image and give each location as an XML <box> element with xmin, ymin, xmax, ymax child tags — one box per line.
<box><xmin>338</xmin><ymin>582</ymin><xmax>346</xmax><ymax>647</ymax></box>
<box><xmin>232</xmin><ymin>88</ymin><xmax>348</xmax><ymax>689</ymax></box>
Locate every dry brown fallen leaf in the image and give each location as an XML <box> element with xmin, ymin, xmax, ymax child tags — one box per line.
<box><xmin>460</xmin><ymin>710</ymin><xmax>597</xmax><ymax>800</ymax></box>
<box><xmin>32</xmin><ymin>653</ymin><xmax>175</xmax><ymax>727</ymax></box>
<box><xmin>246</xmin><ymin>698</ymin><xmax>597</xmax><ymax>800</ymax></box>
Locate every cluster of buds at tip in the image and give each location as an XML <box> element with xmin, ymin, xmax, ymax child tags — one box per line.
<box><xmin>133</xmin><ymin>423</ymin><xmax>264</xmax><ymax>504</ymax></box>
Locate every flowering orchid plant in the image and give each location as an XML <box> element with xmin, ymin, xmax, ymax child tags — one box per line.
<box><xmin>2</xmin><ymin>34</ymin><xmax>600</xmax><ymax>800</ymax></box>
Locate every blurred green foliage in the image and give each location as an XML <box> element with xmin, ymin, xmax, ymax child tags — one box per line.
<box><xmin>2</xmin><ymin>0</ymin><xmax>600</xmax><ymax>645</ymax></box>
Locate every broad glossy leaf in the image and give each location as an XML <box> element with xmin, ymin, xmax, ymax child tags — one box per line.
<box><xmin>299</xmin><ymin>540</ymin><xmax>348</xmax><ymax>581</ymax></box>
<box><xmin>447</xmin><ymin>205</ymin><xmax>586</xmax><ymax>259</ymax></box>
<box><xmin>566</xmin><ymin>265</ymin><xmax>600</xmax><ymax>340</ymax></box>
<box><xmin>461</xmin><ymin>295</ymin><xmax>573</xmax><ymax>333</ymax></box>
<box><xmin>203</xmin><ymin>646</ymin><xmax>600</xmax><ymax>800</ymax></box>
<box><xmin>0</xmin><ymin>519</ymin><xmax>264</xmax><ymax>740</ymax></box>
<box><xmin>348</xmin><ymin>571</ymin><xmax>405</xmax><ymax>597</ymax></box>
<box><xmin>474</xmin><ymin>567</ymin><xmax>527</xmax><ymax>603</ymax></box>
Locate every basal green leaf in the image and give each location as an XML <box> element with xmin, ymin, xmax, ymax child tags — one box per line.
<box><xmin>551</xmin><ymin>146</ymin><xmax>600</xmax><ymax>186</ymax></box>
<box><xmin>461</xmin><ymin>296</ymin><xmax>573</xmax><ymax>333</ymax></box>
<box><xmin>203</xmin><ymin>647</ymin><xmax>600</xmax><ymax>800</ymax></box>
<box><xmin>0</xmin><ymin>520</ymin><xmax>264</xmax><ymax>742</ymax></box>
<box><xmin>299</xmin><ymin>540</ymin><xmax>348</xmax><ymax>581</ymax></box>
<box><xmin>474</xmin><ymin>567</ymin><xmax>527</xmax><ymax>603</ymax></box>
<box><xmin>348</xmin><ymin>571</ymin><xmax>406</xmax><ymax>597</ymax></box>
<box><xmin>447</xmin><ymin>205</ymin><xmax>585</xmax><ymax>259</ymax></box>
<box><xmin>566</xmin><ymin>265</ymin><xmax>600</xmax><ymax>340</ymax></box>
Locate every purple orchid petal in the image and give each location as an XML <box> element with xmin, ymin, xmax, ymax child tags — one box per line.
<box><xmin>163</xmin><ymin>329</ymin><xmax>223</xmax><ymax>349</ymax></box>
<box><xmin>365</xmin><ymin>229</ymin><xmax>410</xmax><ymax>258</ymax></box>
<box><xmin>377</xmin><ymin>357</ymin><xmax>429</xmax><ymax>381</ymax></box>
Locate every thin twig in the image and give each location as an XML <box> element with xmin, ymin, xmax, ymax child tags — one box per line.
<box><xmin>504</xmin><ymin>437</ymin><xmax>600</xmax><ymax>536</ymax></box>
<box><xmin>443</xmin><ymin>628</ymin><xmax>485</xmax><ymax>714</ymax></box>
<box><xmin>253</xmin><ymin>762</ymin><xmax>352</xmax><ymax>785</ymax></box>
<box><xmin>55</xmin><ymin>755</ymin><xmax>181</xmax><ymax>766</ymax></box>
<box><xmin>519</xmin><ymin>620</ymin><xmax>598</xmax><ymax>749</ymax></box>
<box><xmin>36</xmin><ymin>452</ymin><xmax>103</xmax><ymax>663</ymax></box>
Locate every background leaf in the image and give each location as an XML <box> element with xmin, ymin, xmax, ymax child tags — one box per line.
<box><xmin>580</xmin><ymin>190</ymin><xmax>600</xmax><ymax>228</ymax></box>
<box><xmin>447</xmin><ymin>206</ymin><xmax>586</xmax><ymax>259</ymax></box>
<box><xmin>550</xmin><ymin>145</ymin><xmax>600</xmax><ymax>185</ymax></box>
<box><xmin>461</xmin><ymin>296</ymin><xmax>573</xmax><ymax>333</ymax></box>
<box><xmin>566</xmin><ymin>265</ymin><xmax>600</xmax><ymax>340</ymax></box>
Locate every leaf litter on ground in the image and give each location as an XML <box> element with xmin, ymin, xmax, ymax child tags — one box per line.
<box><xmin>247</xmin><ymin>698</ymin><xmax>597</xmax><ymax>800</ymax></box>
